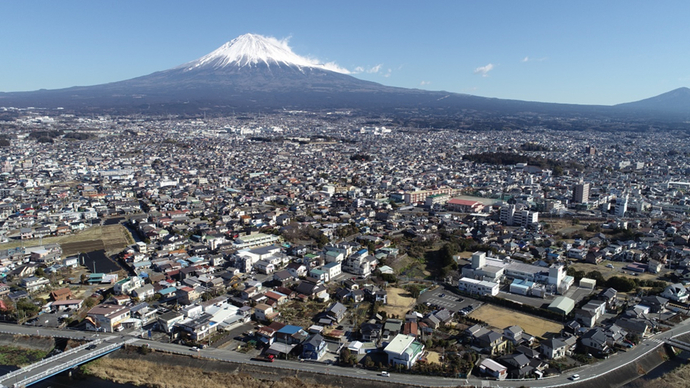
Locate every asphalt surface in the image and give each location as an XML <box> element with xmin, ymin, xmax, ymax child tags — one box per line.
<box><xmin>2</xmin><ymin>319</ymin><xmax>690</xmax><ymax>388</ymax></box>
<box><xmin>0</xmin><ymin>335</ymin><xmax>125</xmax><ymax>387</ymax></box>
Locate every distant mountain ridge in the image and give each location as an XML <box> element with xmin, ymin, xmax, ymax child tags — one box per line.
<box><xmin>615</xmin><ymin>87</ymin><xmax>690</xmax><ymax>116</ymax></box>
<box><xmin>0</xmin><ymin>33</ymin><xmax>688</xmax><ymax>120</ymax></box>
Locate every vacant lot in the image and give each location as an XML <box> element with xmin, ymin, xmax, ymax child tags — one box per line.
<box><xmin>470</xmin><ymin>304</ymin><xmax>563</xmax><ymax>338</ymax></box>
<box><xmin>0</xmin><ymin>225</ymin><xmax>133</xmax><ymax>256</ymax></box>
<box><xmin>380</xmin><ymin>287</ymin><xmax>417</xmax><ymax>318</ymax></box>
<box><xmin>425</xmin><ymin>350</ymin><xmax>441</xmax><ymax>364</ymax></box>
<box><xmin>569</xmin><ymin>261</ymin><xmax>667</xmax><ymax>283</ymax></box>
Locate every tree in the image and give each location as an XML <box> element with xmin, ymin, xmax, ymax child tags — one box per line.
<box><xmin>585</xmin><ymin>271</ymin><xmax>605</xmax><ymax>285</ymax></box>
<box><xmin>606</xmin><ymin>276</ymin><xmax>637</xmax><ymax>292</ymax></box>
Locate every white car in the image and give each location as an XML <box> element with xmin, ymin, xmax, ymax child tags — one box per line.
<box><xmin>380</xmin><ymin>371</ymin><xmax>390</xmax><ymax>377</ymax></box>
<box><xmin>570</xmin><ymin>374</ymin><xmax>580</xmax><ymax>381</ymax></box>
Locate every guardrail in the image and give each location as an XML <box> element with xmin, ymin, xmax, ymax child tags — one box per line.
<box><xmin>6</xmin><ymin>342</ymin><xmax>122</xmax><ymax>388</ymax></box>
<box><xmin>0</xmin><ymin>339</ymin><xmax>103</xmax><ymax>383</ymax></box>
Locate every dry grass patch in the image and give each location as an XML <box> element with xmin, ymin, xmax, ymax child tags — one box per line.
<box><xmin>0</xmin><ymin>225</ymin><xmax>132</xmax><ymax>256</ymax></box>
<box><xmin>380</xmin><ymin>287</ymin><xmax>417</xmax><ymax>318</ymax></box>
<box><xmin>425</xmin><ymin>351</ymin><xmax>442</xmax><ymax>364</ymax></box>
<box><xmin>86</xmin><ymin>357</ymin><xmax>335</xmax><ymax>388</ymax></box>
<box><xmin>470</xmin><ymin>304</ymin><xmax>563</xmax><ymax>337</ymax></box>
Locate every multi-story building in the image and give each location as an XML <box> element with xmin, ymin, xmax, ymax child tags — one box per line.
<box><xmin>573</xmin><ymin>183</ymin><xmax>590</xmax><ymax>203</ymax></box>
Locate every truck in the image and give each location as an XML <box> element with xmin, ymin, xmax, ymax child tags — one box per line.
<box><xmin>252</xmin><ymin>354</ymin><xmax>275</xmax><ymax>362</ymax></box>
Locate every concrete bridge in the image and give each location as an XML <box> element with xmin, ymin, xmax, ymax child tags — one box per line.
<box><xmin>0</xmin><ymin>339</ymin><xmax>126</xmax><ymax>388</ymax></box>
<box><xmin>666</xmin><ymin>337</ymin><xmax>690</xmax><ymax>353</ymax></box>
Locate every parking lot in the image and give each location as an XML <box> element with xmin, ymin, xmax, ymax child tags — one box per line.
<box><xmin>417</xmin><ymin>286</ymin><xmax>482</xmax><ymax>313</ymax></box>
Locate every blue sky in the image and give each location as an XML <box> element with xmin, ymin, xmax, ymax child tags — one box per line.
<box><xmin>1</xmin><ymin>1</ymin><xmax>689</xmax><ymax>105</ymax></box>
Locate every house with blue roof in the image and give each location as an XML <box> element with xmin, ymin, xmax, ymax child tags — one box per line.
<box><xmin>157</xmin><ymin>286</ymin><xmax>178</xmax><ymax>299</ymax></box>
<box><xmin>276</xmin><ymin>324</ymin><xmax>308</xmax><ymax>345</ymax></box>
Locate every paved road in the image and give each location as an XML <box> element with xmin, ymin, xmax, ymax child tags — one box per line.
<box><xmin>2</xmin><ymin>320</ymin><xmax>690</xmax><ymax>388</ymax></box>
<box><xmin>0</xmin><ymin>337</ymin><xmax>125</xmax><ymax>388</ymax></box>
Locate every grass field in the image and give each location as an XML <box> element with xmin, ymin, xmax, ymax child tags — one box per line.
<box><xmin>380</xmin><ymin>287</ymin><xmax>417</xmax><ymax>318</ymax></box>
<box><xmin>0</xmin><ymin>225</ymin><xmax>133</xmax><ymax>256</ymax></box>
<box><xmin>569</xmin><ymin>260</ymin><xmax>667</xmax><ymax>283</ymax></box>
<box><xmin>470</xmin><ymin>304</ymin><xmax>563</xmax><ymax>338</ymax></box>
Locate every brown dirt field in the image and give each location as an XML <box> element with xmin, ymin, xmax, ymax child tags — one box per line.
<box><xmin>470</xmin><ymin>304</ymin><xmax>563</xmax><ymax>337</ymax></box>
<box><xmin>0</xmin><ymin>225</ymin><xmax>133</xmax><ymax>256</ymax></box>
<box><xmin>380</xmin><ymin>287</ymin><xmax>417</xmax><ymax>318</ymax></box>
<box><xmin>425</xmin><ymin>350</ymin><xmax>441</xmax><ymax>364</ymax></box>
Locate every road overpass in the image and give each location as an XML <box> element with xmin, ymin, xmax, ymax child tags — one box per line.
<box><xmin>0</xmin><ymin>338</ymin><xmax>126</xmax><ymax>388</ymax></box>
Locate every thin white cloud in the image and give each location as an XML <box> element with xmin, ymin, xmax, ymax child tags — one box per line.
<box><xmin>368</xmin><ymin>64</ymin><xmax>382</xmax><ymax>73</ymax></box>
<box><xmin>384</xmin><ymin>68</ymin><xmax>392</xmax><ymax>78</ymax></box>
<box><xmin>522</xmin><ymin>56</ymin><xmax>547</xmax><ymax>63</ymax></box>
<box><xmin>322</xmin><ymin>62</ymin><xmax>351</xmax><ymax>74</ymax></box>
<box><xmin>474</xmin><ymin>63</ymin><xmax>494</xmax><ymax>77</ymax></box>
<box><xmin>420</xmin><ymin>81</ymin><xmax>431</xmax><ymax>86</ymax></box>
<box><xmin>352</xmin><ymin>64</ymin><xmax>384</xmax><ymax>74</ymax></box>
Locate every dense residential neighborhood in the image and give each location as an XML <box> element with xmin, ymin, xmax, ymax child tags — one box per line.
<box><xmin>1</xmin><ymin>109</ymin><xmax>690</xmax><ymax>383</ymax></box>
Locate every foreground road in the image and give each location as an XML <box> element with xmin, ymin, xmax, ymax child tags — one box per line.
<box><xmin>2</xmin><ymin>320</ymin><xmax>690</xmax><ymax>388</ymax></box>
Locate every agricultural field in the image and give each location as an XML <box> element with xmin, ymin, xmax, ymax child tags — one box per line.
<box><xmin>470</xmin><ymin>304</ymin><xmax>563</xmax><ymax>338</ymax></box>
<box><xmin>379</xmin><ymin>287</ymin><xmax>417</xmax><ymax>318</ymax></box>
<box><xmin>0</xmin><ymin>225</ymin><xmax>133</xmax><ymax>257</ymax></box>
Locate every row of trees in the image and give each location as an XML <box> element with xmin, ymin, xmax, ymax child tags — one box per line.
<box><xmin>462</xmin><ymin>152</ymin><xmax>583</xmax><ymax>174</ymax></box>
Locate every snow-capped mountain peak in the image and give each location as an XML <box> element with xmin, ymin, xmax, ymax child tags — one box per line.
<box><xmin>184</xmin><ymin>33</ymin><xmax>349</xmax><ymax>73</ymax></box>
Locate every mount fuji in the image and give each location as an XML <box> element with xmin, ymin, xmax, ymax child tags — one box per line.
<box><xmin>0</xmin><ymin>33</ymin><xmax>688</xmax><ymax>119</ymax></box>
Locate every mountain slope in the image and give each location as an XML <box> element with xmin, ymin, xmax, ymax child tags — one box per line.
<box><xmin>615</xmin><ymin>87</ymin><xmax>690</xmax><ymax>117</ymax></box>
<box><xmin>0</xmin><ymin>33</ymin><xmax>687</xmax><ymax>119</ymax></box>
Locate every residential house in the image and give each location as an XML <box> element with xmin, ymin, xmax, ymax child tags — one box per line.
<box><xmin>326</xmin><ymin>302</ymin><xmax>347</xmax><ymax>324</ymax></box>
<box><xmin>540</xmin><ymin>338</ymin><xmax>568</xmax><ymax>359</ymax></box>
<box><xmin>86</xmin><ymin>304</ymin><xmax>131</xmax><ymax>332</ymax></box>
<box><xmin>275</xmin><ymin>325</ymin><xmax>309</xmax><ymax>345</ymax></box>
<box><xmin>255</xmin><ymin>303</ymin><xmax>279</xmax><ymax>321</ymax></box>
<box><xmin>49</xmin><ymin>287</ymin><xmax>73</xmax><ymax>302</ymax></box>
<box><xmin>580</xmin><ymin>328</ymin><xmax>610</xmax><ymax>355</ymax></box>
<box><xmin>21</xmin><ymin>276</ymin><xmax>50</xmax><ymax>293</ymax></box>
<box><xmin>477</xmin><ymin>330</ymin><xmax>508</xmax><ymax>355</ymax></box>
<box><xmin>661</xmin><ymin>283</ymin><xmax>689</xmax><ymax>303</ymax></box>
<box><xmin>50</xmin><ymin>299</ymin><xmax>83</xmax><ymax>312</ymax></box>
<box><xmin>499</xmin><ymin>353</ymin><xmax>534</xmax><ymax>378</ymax></box>
<box><xmin>176</xmin><ymin>313</ymin><xmax>216</xmax><ymax>341</ymax></box>
<box><xmin>478</xmin><ymin>358</ymin><xmax>508</xmax><ymax>381</ymax></box>
<box><xmin>131</xmin><ymin>284</ymin><xmax>155</xmax><ymax>300</ymax></box>
<box><xmin>383</xmin><ymin>333</ymin><xmax>425</xmax><ymax>369</ymax></box>
<box><xmin>361</xmin><ymin>322</ymin><xmax>382</xmax><ymax>342</ymax></box>
<box><xmin>301</xmin><ymin>334</ymin><xmax>327</xmax><ymax>360</ymax></box>
<box><xmin>286</xmin><ymin>262</ymin><xmax>307</xmax><ymax>278</ymax></box>
<box><xmin>176</xmin><ymin>286</ymin><xmax>201</xmax><ymax>305</ymax></box>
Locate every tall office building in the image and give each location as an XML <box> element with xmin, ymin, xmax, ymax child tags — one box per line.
<box><xmin>573</xmin><ymin>183</ymin><xmax>590</xmax><ymax>203</ymax></box>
